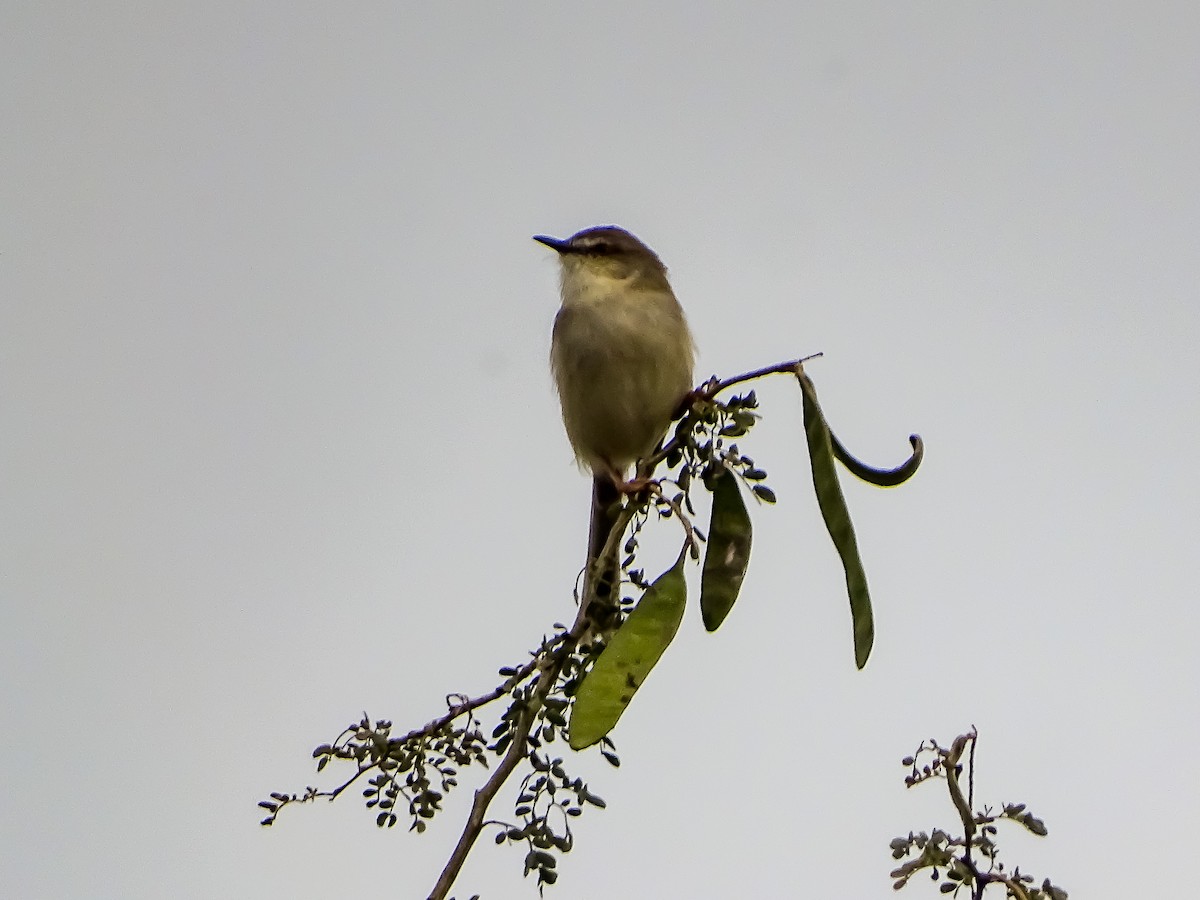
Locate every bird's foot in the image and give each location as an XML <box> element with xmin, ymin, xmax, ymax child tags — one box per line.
<box><xmin>616</xmin><ymin>475</ymin><xmax>657</xmax><ymax>496</ymax></box>
<box><xmin>673</xmin><ymin>387</ymin><xmax>705</xmax><ymax>419</ymax></box>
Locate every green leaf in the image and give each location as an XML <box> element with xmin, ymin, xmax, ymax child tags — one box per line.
<box><xmin>700</xmin><ymin>468</ymin><xmax>752</xmax><ymax>631</ymax></box>
<box><xmin>831</xmin><ymin>430</ymin><xmax>924</xmax><ymax>487</ymax></box>
<box><xmin>568</xmin><ymin>549</ymin><xmax>688</xmax><ymax>749</ymax></box>
<box><xmin>797</xmin><ymin>369</ymin><xmax>874</xmax><ymax>668</ymax></box>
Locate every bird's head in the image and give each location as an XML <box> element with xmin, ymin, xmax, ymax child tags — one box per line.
<box><xmin>534</xmin><ymin>226</ymin><xmax>669</xmax><ymax>290</ymax></box>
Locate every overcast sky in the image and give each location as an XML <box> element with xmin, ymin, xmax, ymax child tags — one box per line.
<box><xmin>4</xmin><ymin>3</ymin><xmax>1198</xmax><ymax>898</ymax></box>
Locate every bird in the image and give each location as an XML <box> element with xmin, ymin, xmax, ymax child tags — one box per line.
<box><xmin>535</xmin><ymin>225</ymin><xmax>696</xmax><ymax>615</ymax></box>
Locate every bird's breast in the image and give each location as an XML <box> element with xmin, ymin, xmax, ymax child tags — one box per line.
<box><xmin>551</xmin><ymin>284</ymin><xmax>694</xmax><ymax>474</ymax></box>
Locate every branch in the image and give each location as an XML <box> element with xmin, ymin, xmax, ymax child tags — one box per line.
<box><xmin>272</xmin><ymin>354</ymin><xmax>827</xmax><ymax>897</ymax></box>
<box><xmin>894</xmin><ymin>730</ymin><xmax>1063</xmax><ymax>900</ymax></box>
<box><xmin>995</xmin><ymin>875</ymin><xmax>1033</xmax><ymax>900</ymax></box>
<box><xmin>396</xmin><ymin>641</ymin><xmax>567</xmax><ymax>747</ymax></box>
<box><xmin>427</xmin><ymin>500</ymin><xmax>644</xmax><ymax>899</ymax></box>
<box><xmin>427</xmin><ymin>650</ymin><xmax>568</xmax><ymax>900</ymax></box>
<box><xmin>707</xmin><ymin>354</ymin><xmax>821</xmax><ymax>396</ymax></box>
<box><xmin>643</xmin><ymin>353</ymin><xmax>821</xmax><ymax>474</ymax></box>
<box><xmin>944</xmin><ymin>732</ymin><xmax>976</xmax><ymax>840</ymax></box>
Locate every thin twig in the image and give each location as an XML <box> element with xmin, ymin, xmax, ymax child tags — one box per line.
<box><xmin>708</xmin><ymin>353</ymin><xmax>821</xmax><ymax>396</ymax></box>
<box><xmin>395</xmin><ymin>637</ymin><xmax>568</xmax><ymax>746</ymax></box>
<box><xmin>653</xmin><ymin>484</ymin><xmax>700</xmax><ymax>559</ymax></box>
<box><xmin>997</xmin><ymin>875</ymin><xmax>1033</xmax><ymax>900</ymax></box>
<box><xmin>967</xmin><ymin>723</ymin><xmax>976</xmax><ymax>810</ymax></box>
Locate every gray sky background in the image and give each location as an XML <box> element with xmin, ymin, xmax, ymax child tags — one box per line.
<box><xmin>4</xmin><ymin>4</ymin><xmax>1198</xmax><ymax>898</ymax></box>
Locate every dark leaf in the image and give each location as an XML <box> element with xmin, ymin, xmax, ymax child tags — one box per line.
<box><xmin>1021</xmin><ymin>814</ymin><xmax>1048</xmax><ymax>836</ymax></box>
<box><xmin>750</xmin><ymin>484</ymin><xmax>777</xmax><ymax>503</ymax></box>
<box><xmin>700</xmin><ymin>467</ymin><xmax>753</xmax><ymax>632</ymax></box>
<box><xmin>797</xmin><ymin>369</ymin><xmax>874</xmax><ymax>668</ymax></box>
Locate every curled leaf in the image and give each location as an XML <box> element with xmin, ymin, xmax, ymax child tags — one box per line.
<box><xmin>568</xmin><ymin>549</ymin><xmax>688</xmax><ymax>749</ymax></box>
<box><xmin>831</xmin><ymin>431</ymin><xmax>923</xmax><ymax>487</ymax></box>
<box><xmin>797</xmin><ymin>368</ymin><xmax>874</xmax><ymax>669</ymax></box>
<box><xmin>700</xmin><ymin>468</ymin><xmax>752</xmax><ymax>632</ymax></box>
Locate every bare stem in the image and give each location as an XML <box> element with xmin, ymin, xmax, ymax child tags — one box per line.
<box><xmin>708</xmin><ymin>353</ymin><xmax>821</xmax><ymax>396</ymax></box>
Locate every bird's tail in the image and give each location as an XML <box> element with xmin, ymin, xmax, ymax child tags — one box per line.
<box><xmin>584</xmin><ymin>476</ymin><xmax>622</xmax><ymax>632</ymax></box>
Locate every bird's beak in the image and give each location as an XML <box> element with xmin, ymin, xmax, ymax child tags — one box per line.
<box><xmin>533</xmin><ymin>235</ymin><xmax>572</xmax><ymax>253</ymax></box>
